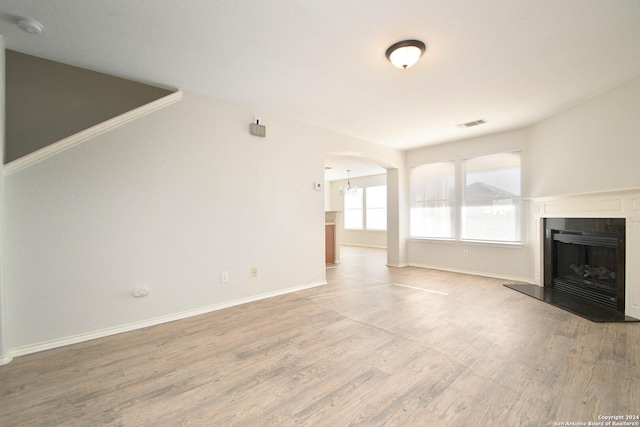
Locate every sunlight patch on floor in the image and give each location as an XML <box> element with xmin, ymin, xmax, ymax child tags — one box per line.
<box><xmin>392</xmin><ymin>283</ymin><xmax>449</xmax><ymax>296</ymax></box>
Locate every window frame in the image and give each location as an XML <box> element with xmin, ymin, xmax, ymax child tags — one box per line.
<box><xmin>342</xmin><ymin>184</ymin><xmax>388</xmax><ymax>232</ymax></box>
<box><xmin>410</xmin><ymin>151</ymin><xmax>522</xmax><ymax>245</ymax></box>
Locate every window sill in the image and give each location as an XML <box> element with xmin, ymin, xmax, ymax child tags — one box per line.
<box><xmin>410</xmin><ymin>237</ymin><xmax>524</xmax><ymax>248</ymax></box>
<box><xmin>345</xmin><ymin>229</ymin><xmax>387</xmax><ymax>232</ymax></box>
<box><xmin>409</xmin><ymin>237</ymin><xmax>456</xmax><ymax>243</ymax></box>
<box><xmin>460</xmin><ymin>239</ymin><xmax>524</xmax><ymax>248</ymax></box>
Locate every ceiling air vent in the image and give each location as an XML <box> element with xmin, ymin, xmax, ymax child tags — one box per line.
<box><xmin>456</xmin><ymin>119</ymin><xmax>488</xmax><ymax>128</ymax></box>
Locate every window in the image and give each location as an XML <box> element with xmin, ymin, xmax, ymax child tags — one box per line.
<box><xmin>365</xmin><ymin>186</ymin><xmax>387</xmax><ymax>230</ymax></box>
<box><xmin>344</xmin><ymin>188</ymin><xmax>363</xmax><ymax>230</ymax></box>
<box><xmin>343</xmin><ymin>185</ymin><xmax>387</xmax><ymax>231</ymax></box>
<box><xmin>410</xmin><ymin>161</ymin><xmax>455</xmax><ymax>239</ymax></box>
<box><xmin>462</xmin><ymin>152</ymin><xmax>521</xmax><ymax>242</ymax></box>
<box><xmin>410</xmin><ymin>152</ymin><xmax>522</xmax><ymax>243</ymax></box>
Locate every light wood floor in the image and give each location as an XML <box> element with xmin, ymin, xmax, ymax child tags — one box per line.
<box><xmin>1</xmin><ymin>246</ymin><xmax>638</xmax><ymax>426</ymax></box>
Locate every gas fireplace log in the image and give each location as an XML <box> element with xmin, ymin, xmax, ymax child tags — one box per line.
<box><xmin>569</xmin><ymin>264</ymin><xmax>615</xmax><ymax>280</ymax></box>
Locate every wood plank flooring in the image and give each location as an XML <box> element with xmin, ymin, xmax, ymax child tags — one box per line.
<box><xmin>1</xmin><ymin>246</ymin><xmax>639</xmax><ymax>426</ymax></box>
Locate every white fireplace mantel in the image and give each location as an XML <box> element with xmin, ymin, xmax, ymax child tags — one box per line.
<box><xmin>530</xmin><ymin>188</ymin><xmax>640</xmax><ymax>319</ymax></box>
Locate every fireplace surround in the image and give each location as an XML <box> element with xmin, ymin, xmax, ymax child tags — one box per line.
<box><xmin>544</xmin><ymin>217</ymin><xmax>625</xmax><ymax>314</ymax></box>
<box><xmin>528</xmin><ymin>189</ymin><xmax>640</xmax><ymax>321</ymax></box>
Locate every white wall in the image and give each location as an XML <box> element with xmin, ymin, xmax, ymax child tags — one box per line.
<box><xmin>8</xmin><ymin>65</ymin><xmax>637</xmax><ymax>356</ymax></box>
<box><xmin>3</xmin><ymin>92</ymin><xmax>341</xmax><ymax>352</ymax></box>
<box><xmin>323</xmin><ymin>181</ymin><xmax>332</xmax><ymax>210</ymax></box>
<box><xmin>404</xmin><ymin>75</ymin><xmax>640</xmax><ymax>283</ymax></box>
<box><xmin>528</xmin><ymin>75</ymin><xmax>640</xmax><ymax>197</ymax></box>
<box><xmin>406</xmin><ymin>129</ymin><xmax>532</xmax><ymax>282</ymax></box>
<box><xmin>329</xmin><ymin>174</ymin><xmax>387</xmax><ymax>248</ymax></box>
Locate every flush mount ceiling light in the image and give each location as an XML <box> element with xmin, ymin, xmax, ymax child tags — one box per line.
<box><xmin>385</xmin><ymin>39</ymin><xmax>426</xmax><ymax>69</ymax></box>
<box><xmin>16</xmin><ymin>17</ymin><xmax>43</xmax><ymax>35</ymax></box>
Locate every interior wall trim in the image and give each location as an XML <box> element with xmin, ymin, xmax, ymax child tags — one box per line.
<box><xmin>8</xmin><ymin>279</ymin><xmax>327</xmax><ymax>360</ymax></box>
<box><xmin>0</xmin><ymin>354</ymin><xmax>13</xmax><ymax>366</ymax></box>
<box><xmin>3</xmin><ymin>90</ymin><xmax>183</xmax><ymax>176</ymax></box>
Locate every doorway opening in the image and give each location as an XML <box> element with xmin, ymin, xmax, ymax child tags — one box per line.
<box><xmin>324</xmin><ymin>153</ymin><xmax>388</xmax><ymax>266</ymax></box>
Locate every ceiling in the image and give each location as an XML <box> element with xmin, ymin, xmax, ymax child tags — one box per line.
<box><xmin>1</xmin><ymin>1</ymin><xmax>640</xmax><ymax>156</ymax></box>
<box><xmin>324</xmin><ymin>153</ymin><xmax>386</xmax><ymax>182</ymax></box>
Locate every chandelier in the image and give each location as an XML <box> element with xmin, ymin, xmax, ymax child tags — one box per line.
<box><xmin>339</xmin><ymin>170</ymin><xmax>358</xmax><ymax>196</ymax></box>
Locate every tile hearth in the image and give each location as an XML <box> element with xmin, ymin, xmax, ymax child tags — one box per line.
<box><xmin>504</xmin><ymin>283</ymin><xmax>639</xmax><ymax>322</ymax></box>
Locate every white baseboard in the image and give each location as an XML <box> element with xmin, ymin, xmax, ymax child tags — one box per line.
<box><xmin>0</xmin><ymin>354</ymin><xmax>13</xmax><ymax>366</ymax></box>
<box><xmin>409</xmin><ymin>262</ymin><xmax>534</xmax><ymax>284</ymax></box>
<box><xmin>340</xmin><ymin>243</ymin><xmax>387</xmax><ymax>249</ymax></box>
<box><xmin>9</xmin><ymin>280</ymin><xmax>327</xmax><ymax>359</ymax></box>
<box><xmin>387</xmin><ymin>262</ymin><xmax>409</xmax><ymax>268</ymax></box>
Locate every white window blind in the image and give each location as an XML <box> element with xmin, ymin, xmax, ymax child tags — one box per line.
<box><xmin>343</xmin><ymin>188</ymin><xmax>363</xmax><ymax>230</ymax></box>
<box><xmin>462</xmin><ymin>152</ymin><xmax>521</xmax><ymax>242</ymax></box>
<box><xmin>410</xmin><ymin>161</ymin><xmax>456</xmax><ymax>239</ymax></box>
<box><xmin>365</xmin><ymin>186</ymin><xmax>387</xmax><ymax>230</ymax></box>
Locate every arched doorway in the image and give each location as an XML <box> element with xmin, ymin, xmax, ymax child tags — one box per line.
<box><xmin>324</xmin><ymin>152</ymin><xmax>405</xmax><ymax>267</ymax></box>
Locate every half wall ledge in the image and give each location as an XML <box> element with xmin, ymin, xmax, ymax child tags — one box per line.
<box><xmin>3</xmin><ymin>90</ymin><xmax>183</xmax><ymax>176</ymax></box>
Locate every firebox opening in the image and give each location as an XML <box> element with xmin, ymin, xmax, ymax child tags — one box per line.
<box><xmin>544</xmin><ymin>218</ymin><xmax>626</xmax><ymax>315</ymax></box>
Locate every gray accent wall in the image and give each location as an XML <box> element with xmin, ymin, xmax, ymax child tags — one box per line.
<box><xmin>5</xmin><ymin>50</ymin><xmax>173</xmax><ymax>164</ymax></box>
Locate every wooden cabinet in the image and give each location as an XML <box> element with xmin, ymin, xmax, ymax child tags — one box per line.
<box><xmin>324</xmin><ymin>211</ymin><xmax>340</xmax><ymax>265</ymax></box>
<box><xmin>325</xmin><ymin>224</ymin><xmax>335</xmax><ymax>264</ymax></box>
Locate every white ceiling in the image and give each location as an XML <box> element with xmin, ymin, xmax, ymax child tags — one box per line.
<box><xmin>324</xmin><ymin>153</ymin><xmax>386</xmax><ymax>182</ymax></box>
<box><xmin>1</xmin><ymin>1</ymin><xmax>640</xmax><ymax>156</ymax></box>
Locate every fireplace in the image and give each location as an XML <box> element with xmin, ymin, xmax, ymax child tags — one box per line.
<box><xmin>544</xmin><ymin>218</ymin><xmax>625</xmax><ymax>314</ymax></box>
<box><xmin>510</xmin><ymin>189</ymin><xmax>640</xmax><ymax>322</ymax></box>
